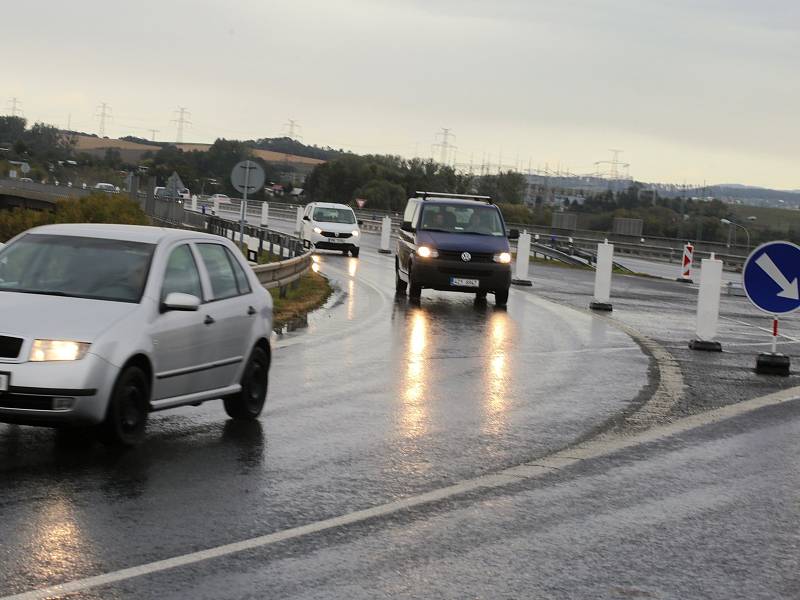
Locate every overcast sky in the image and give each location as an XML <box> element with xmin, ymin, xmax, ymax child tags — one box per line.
<box><xmin>3</xmin><ymin>0</ymin><xmax>798</xmax><ymax>188</ymax></box>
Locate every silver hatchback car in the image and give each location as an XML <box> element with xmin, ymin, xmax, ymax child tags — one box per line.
<box><xmin>0</xmin><ymin>224</ymin><xmax>273</xmax><ymax>445</ymax></box>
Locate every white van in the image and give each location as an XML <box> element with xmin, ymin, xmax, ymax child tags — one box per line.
<box><xmin>301</xmin><ymin>202</ymin><xmax>362</xmax><ymax>257</ymax></box>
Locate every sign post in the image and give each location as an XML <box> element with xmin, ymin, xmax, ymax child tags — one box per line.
<box><xmin>379</xmin><ymin>216</ymin><xmax>392</xmax><ymax>254</ymax></box>
<box><xmin>689</xmin><ymin>254</ymin><xmax>723</xmax><ymax>351</ymax></box>
<box><xmin>260</xmin><ymin>202</ymin><xmax>269</xmax><ymax>227</ymax></box>
<box><xmin>231</xmin><ymin>161</ymin><xmax>266</xmax><ymax>247</ymax></box>
<box><xmin>589</xmin><ymin>240</ymin><xmax>613</xmax><ymax>311</ymax></box>
<box><xmin>676</xmin><ymin>242</ymin><xmax>694</xmax><ymax>283</ymax></box>
<box><xmin>742</xmin><ymin>241</ymin><xmax>800</xmax><ymax>375</ymax></box>
<box><xmin>511</xmin><ymin>231</ymin><xmax>533</xmax><ymax>286</ymax></box>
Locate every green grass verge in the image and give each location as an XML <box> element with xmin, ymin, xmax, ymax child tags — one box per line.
<box><xmin>270</xmin><ymin>270</ymin><xmax>332</xmax><ymax>329</ymax></box>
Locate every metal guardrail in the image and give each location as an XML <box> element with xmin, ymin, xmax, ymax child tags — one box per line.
<box><xmin>147</xmin><ymin>197</ymin><xmax>313</xmax><ymax>296</ymax></box>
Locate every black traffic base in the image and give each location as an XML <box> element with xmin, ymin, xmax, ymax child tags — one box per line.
<box><xmin>676</xmin><ymin>277</ymin><xmax>694</xmax><ymax>284</ymax></box>
<box><xmin>755</xmin><ymin>353</ymin><xmax>791</xmax><ymax>376</ymax></box>
<box><xmin>689</xmin><ymin>339</ymin><xmax>722</xmax><ymax>352</ymax></box>
<box><xmin>378</xmin><ymin>249</ymin><xmax>392</xmax><ymax>254</ymax></box>
<box><xmin>589</xmin><ymin>301</ymin><xmax>613</xmax><ymax>312</ymax></box>
<box><xmin>511</xmin><ymin>278</ymin><xmax>533</xmax><ymax>287</ymax></box>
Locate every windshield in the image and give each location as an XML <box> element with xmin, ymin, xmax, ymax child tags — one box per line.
<box><xmin>0</xmin><ymin>234</ymin><xmax>155</xmax><ymax>303</ymax></box>
<box><xmin>313</xmin><ymin>207</ymin><xmax>356</xmax><ymax>224</ymax></box>
<box><xmin>419</xmin><ymin>204</ymin><xmax>505</xmax><ymax>236</ymax></box>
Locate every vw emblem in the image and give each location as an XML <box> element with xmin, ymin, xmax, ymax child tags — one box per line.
<box><xmin>461</xmin><ymin>252</ymin><xmax>472</xmax><ymax>262</ymax></box>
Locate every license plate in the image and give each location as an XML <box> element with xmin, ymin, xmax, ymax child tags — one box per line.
<box><xmin>0</xmin><ymin>373</ymin><xmax>8</xmax><ymax>392</ymax></box>
<box><xmin>327</xmin><ymin>238</ymin><xmax>341</xmax><ymax>243</ymax></box>
<box><xmin>451</xmin><ymin>277</ymin><xmax>480</xmax><ymax>288</ymax></box>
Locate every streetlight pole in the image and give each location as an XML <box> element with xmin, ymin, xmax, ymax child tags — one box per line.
<box><xmin>720</xmin><ymin>218</ymin><xmax>750</xmax><ymax>251</ymax></box>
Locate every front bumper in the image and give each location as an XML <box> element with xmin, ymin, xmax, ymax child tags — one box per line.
<box><xmin>0</xmin><ymin>353</ymin><xmax>116</xmax><ymax>426</ymax></box>
<box><xmin>313</xmin><ymin>241</ymin><xmax>358</xmax><ymax>252</ymax></box>
<box><xmin>412</xmin><ymin>259</ymin><xmax>511</xmax><ymax>292</ymax></box>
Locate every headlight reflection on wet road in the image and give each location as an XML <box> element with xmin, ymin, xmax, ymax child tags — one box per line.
<box><xmin>400</xmin><ymin>309</ymin><xmax>429</xmax><ymax>439</ymax></box>
<box><xmin>29</xmin><ymin>498</ymin><xmax>93</xmax><ymax>584</ymax></box>
<box><xmin>483</xmin><ymin>310</ymin><xmax>511</xmax><ymax>435</ymax></box>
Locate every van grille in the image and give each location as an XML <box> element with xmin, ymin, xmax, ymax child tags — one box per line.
<box><xmin>321</xmin><ymin>231</ymin><xmax>352</xmax><ymax>239</ymax></box>
<box><xmin>0</xmin><ymin>336</ymin><xmax>23</xmax><ymax>359</ymax></box>
<box><xmin>438</xmin><ymin>251</ymin><xmax>494</xmax><ymax>263</ymax></box>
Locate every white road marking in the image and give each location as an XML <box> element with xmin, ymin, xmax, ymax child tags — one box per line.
<box><xmin>5</xmin><ymin>384</ymin><xmax>799</xmax><ymax>600</ymax></box>
<box><xmin>720</xmin><ymin>315</ymin><xmax>800</xmax><ymax>342</ymax></box>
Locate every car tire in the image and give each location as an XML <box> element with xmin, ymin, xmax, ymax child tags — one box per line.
<box><xmin>395</xmin><ymin>260</ymin><xmax>407</xmax><ymax>294</ymax></box>
<box><xmin>224</xmin><ymin>346</ymin><xmax>270</xmax><ymax>420</ymax></box>
<box><xmin>475</xmin><ymin>291</ymin><xmax>487</xmax><ymax>302</ymax></box>
<box><xmin>352</xmin><ymin>247</ymin><xmax>360</xmax><ymax>258</ymax></box>
<box><xmin>495</xmin><ymin>287</ymin><xmax>509</xmax><ymax>307</ymax></box>
<box><xmin>98</xmin><ymin>365</ymin><xmax>150</xmax><ymax>447</ymax></box>
<box><xmin>408</xmin><ymin>266</ymin><xmax>422</xmax><ymax>302</ymax></box>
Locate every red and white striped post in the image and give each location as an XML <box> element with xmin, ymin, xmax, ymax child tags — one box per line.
<box><xmin>676</xmin><ymin>242</ymin><xmax>694</xmax><ymax>283</ymax></box>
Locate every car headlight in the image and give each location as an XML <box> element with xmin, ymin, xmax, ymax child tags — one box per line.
<box><xmin>417</xmin><ymin>246</ymin><xmax>438</xmax><ymax>258</ymax></box>
<box><xmin>351</xmin><ymin>230</ymin><xmax>359</xmax><ymax>237</ymax></box>
<box><xmin>493</xmin><ymin>252</ymin><xmax>512</xmax><ymax>264</ymax></box>
<box><xmin>313</xmin><ymin>227</ymin><xmax>322</xmax><ymax>234</ymax></box>
<box><xmin>29</xmin><ymin>340</ymin><xmax>91</xmax><ymax>362</ymax></box>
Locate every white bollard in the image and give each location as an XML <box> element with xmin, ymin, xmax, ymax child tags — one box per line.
<box><xmin>589</xmin><ymin>241</ymin><xmax>614</xmax><ymax>311</ymax></box>
<box><xmin>511</xmin><ymin>231</ymin><xmax>532</xmax><ymax>286</ymax></box>
<box><xmin>378</xmin><ymin>216</ymin><xmax>392</xmax><ymax>254</ymax></box>
<box><xmin>689</xmin><ymin>254</ymin><xmax>723</xmax><ymax>351</ymax></box>
<box><xmin>260</xmin><ymin>202</ymin><xmax>269</xmax><ymax>227</ymax></box>
<box><xmin>677</xmin><ymin>242</ymin><xmax>694</xmax><ymax>283</ymax></box>
<box><xmin>295</xmin><ymin>206</ymin><xmax>303</xmax><ymax>233</ymax></box>
<box><xmin>213</xmin><ymin>198</ymin><xmax>220</xmax><ymax>216</ymax></box>
<box><xmin>191</xmin><ymin>195</ymin><xmax>197</xmax><ymax>212</ymax></box>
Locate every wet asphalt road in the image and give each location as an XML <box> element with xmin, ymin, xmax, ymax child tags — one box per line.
<box><xmin>72</xmin><ymin>395</ymin><xmax>800</xmax><ymax>600</ymax></box>
<box><xmin>0</xmin><ymin>224</ymin><xmax>652</xmax><ymax>597</ymax></box>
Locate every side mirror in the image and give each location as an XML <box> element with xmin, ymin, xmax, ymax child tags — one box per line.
<box><xmin>302</xmin><ymin>215</ymin><xmax>310</xmax><ymax>221</ymax></box>
<box><xmin>508</xmin><ymin>228</ymin><xmax>520</xmax><ymax>240</ymax></box>
<box><xmin>401</xmin><ymin>221</ymin><xmax>415</xmax><ymax>233</ymax></box>
<box><xmin>162</xmin><ymin>292</ymin><xmax>201</xmax><ymax>312</ymax></box>
<box><xmin>357</xmin><ymin>219</ymin><xmax>364</xmax><ymax>226</ymax></box>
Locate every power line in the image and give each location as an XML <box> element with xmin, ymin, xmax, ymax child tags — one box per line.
<box><xmin>285</xmin><ymin>119</ymin><xmax>301</xmax><ymax>140</ymax></box>
<box><xmin>95</xmin><ymin>102</ymin><xmax>112</xmax><ymax>136</ymax></box>
<box><xmin>594</xmin><ymin>148</ymin><xmax>630</xmax><ymax>183</ymax></box>
<box><xmin>7</xmin><ymin>97</ymin><xmax>23</xmax><ymax>118</ymax></box>
<box><xmin>172</xmin><ymin>107</ymin><xmax>191</xmax><ymax>143</ymax></box>
<box><xmin>148</xmin><ymin>129</ymin><xmax>160</xmax><ymax>142</ymax></box>
<box><xmin>432</xmin><ymin>128</ymin><xmax>457</xmax><ymax>165</ymax></box>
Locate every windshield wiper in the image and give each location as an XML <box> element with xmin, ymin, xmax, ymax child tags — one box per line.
<box><xmin>421</xmin><ymin>228</ymin><xmax>453</xmax><ymax>233</ymax></box>
<box><xmin>1</xmin><ymin>289</ymin><xmax>77</xmax><ymax>297</ymax></box>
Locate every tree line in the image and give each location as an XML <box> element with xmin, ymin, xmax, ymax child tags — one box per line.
<box><xmin>303</xmin><ymin>154</ymin><xmax>528</xmax><ymax>211</ymax></box>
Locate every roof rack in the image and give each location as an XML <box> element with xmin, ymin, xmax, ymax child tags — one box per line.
<box><xmin>415</xmin><ymin>191</ymin><xmax>493</xmax><ymax>204</ymax></box>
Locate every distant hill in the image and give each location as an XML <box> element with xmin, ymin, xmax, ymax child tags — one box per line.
<box><xmin>710</xmin><ymin>185</ymin><xmax>800</xmax><ymax>207</ymax></box>
<box><xmin>175</xmin><ymin>143</ymin><xmax>325</xmax><ymax>167</ymax></box>
<box><xmin>252</xmin><ymin>137</ymin><xmax>347</xmax><ymax>161</ymax></box>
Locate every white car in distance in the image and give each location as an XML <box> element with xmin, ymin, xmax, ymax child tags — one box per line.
<box><xmin>301</xmin><ymin>202</ymin><xmax>362</xmax><ymax>257</ymax></box>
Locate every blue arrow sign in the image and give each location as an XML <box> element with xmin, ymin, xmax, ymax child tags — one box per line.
<box><xmin>742</xmin><ymin>241</ymin><xmax>800</xmax><ymax>315</ymax></box>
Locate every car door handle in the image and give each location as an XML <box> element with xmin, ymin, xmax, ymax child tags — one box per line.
<box><xmin>204</xmin><ymin>315</ymin><xmax>215</xmax><ymax>325</ymax></box>
<box><xmin>247</xmin><ymin>306</ymin><xmax>257</xmax><ymax>316</ymax></box>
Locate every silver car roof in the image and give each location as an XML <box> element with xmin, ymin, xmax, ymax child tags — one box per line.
<box><xmin>24</xmin><ymin>223</ymin><xmax>221</xmax><ymax>244</ymax></box>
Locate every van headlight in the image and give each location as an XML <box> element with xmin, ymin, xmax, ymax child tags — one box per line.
<box><xmin>29</xmin><ymin>340</ymin><xmax>91</xmax><ymax>362</ymax></box>
<box><xmin>417</xmin><ymin>246</ymin><xmax>438</xmax><ymax>258</ymax></box>
<box><xmin>352</xmin><ymin>230</ymin><xmax>359</xmax><ymax>237</ymax></box>
<box><xmin>313</xmin><ymin>227</ymin><xmax>322</xmax><ymax>234</ymax></box>
<box><xmin>493</xmin><ymin>252</ymin><xmax>512</xmax><ymax>264</ymax></box>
